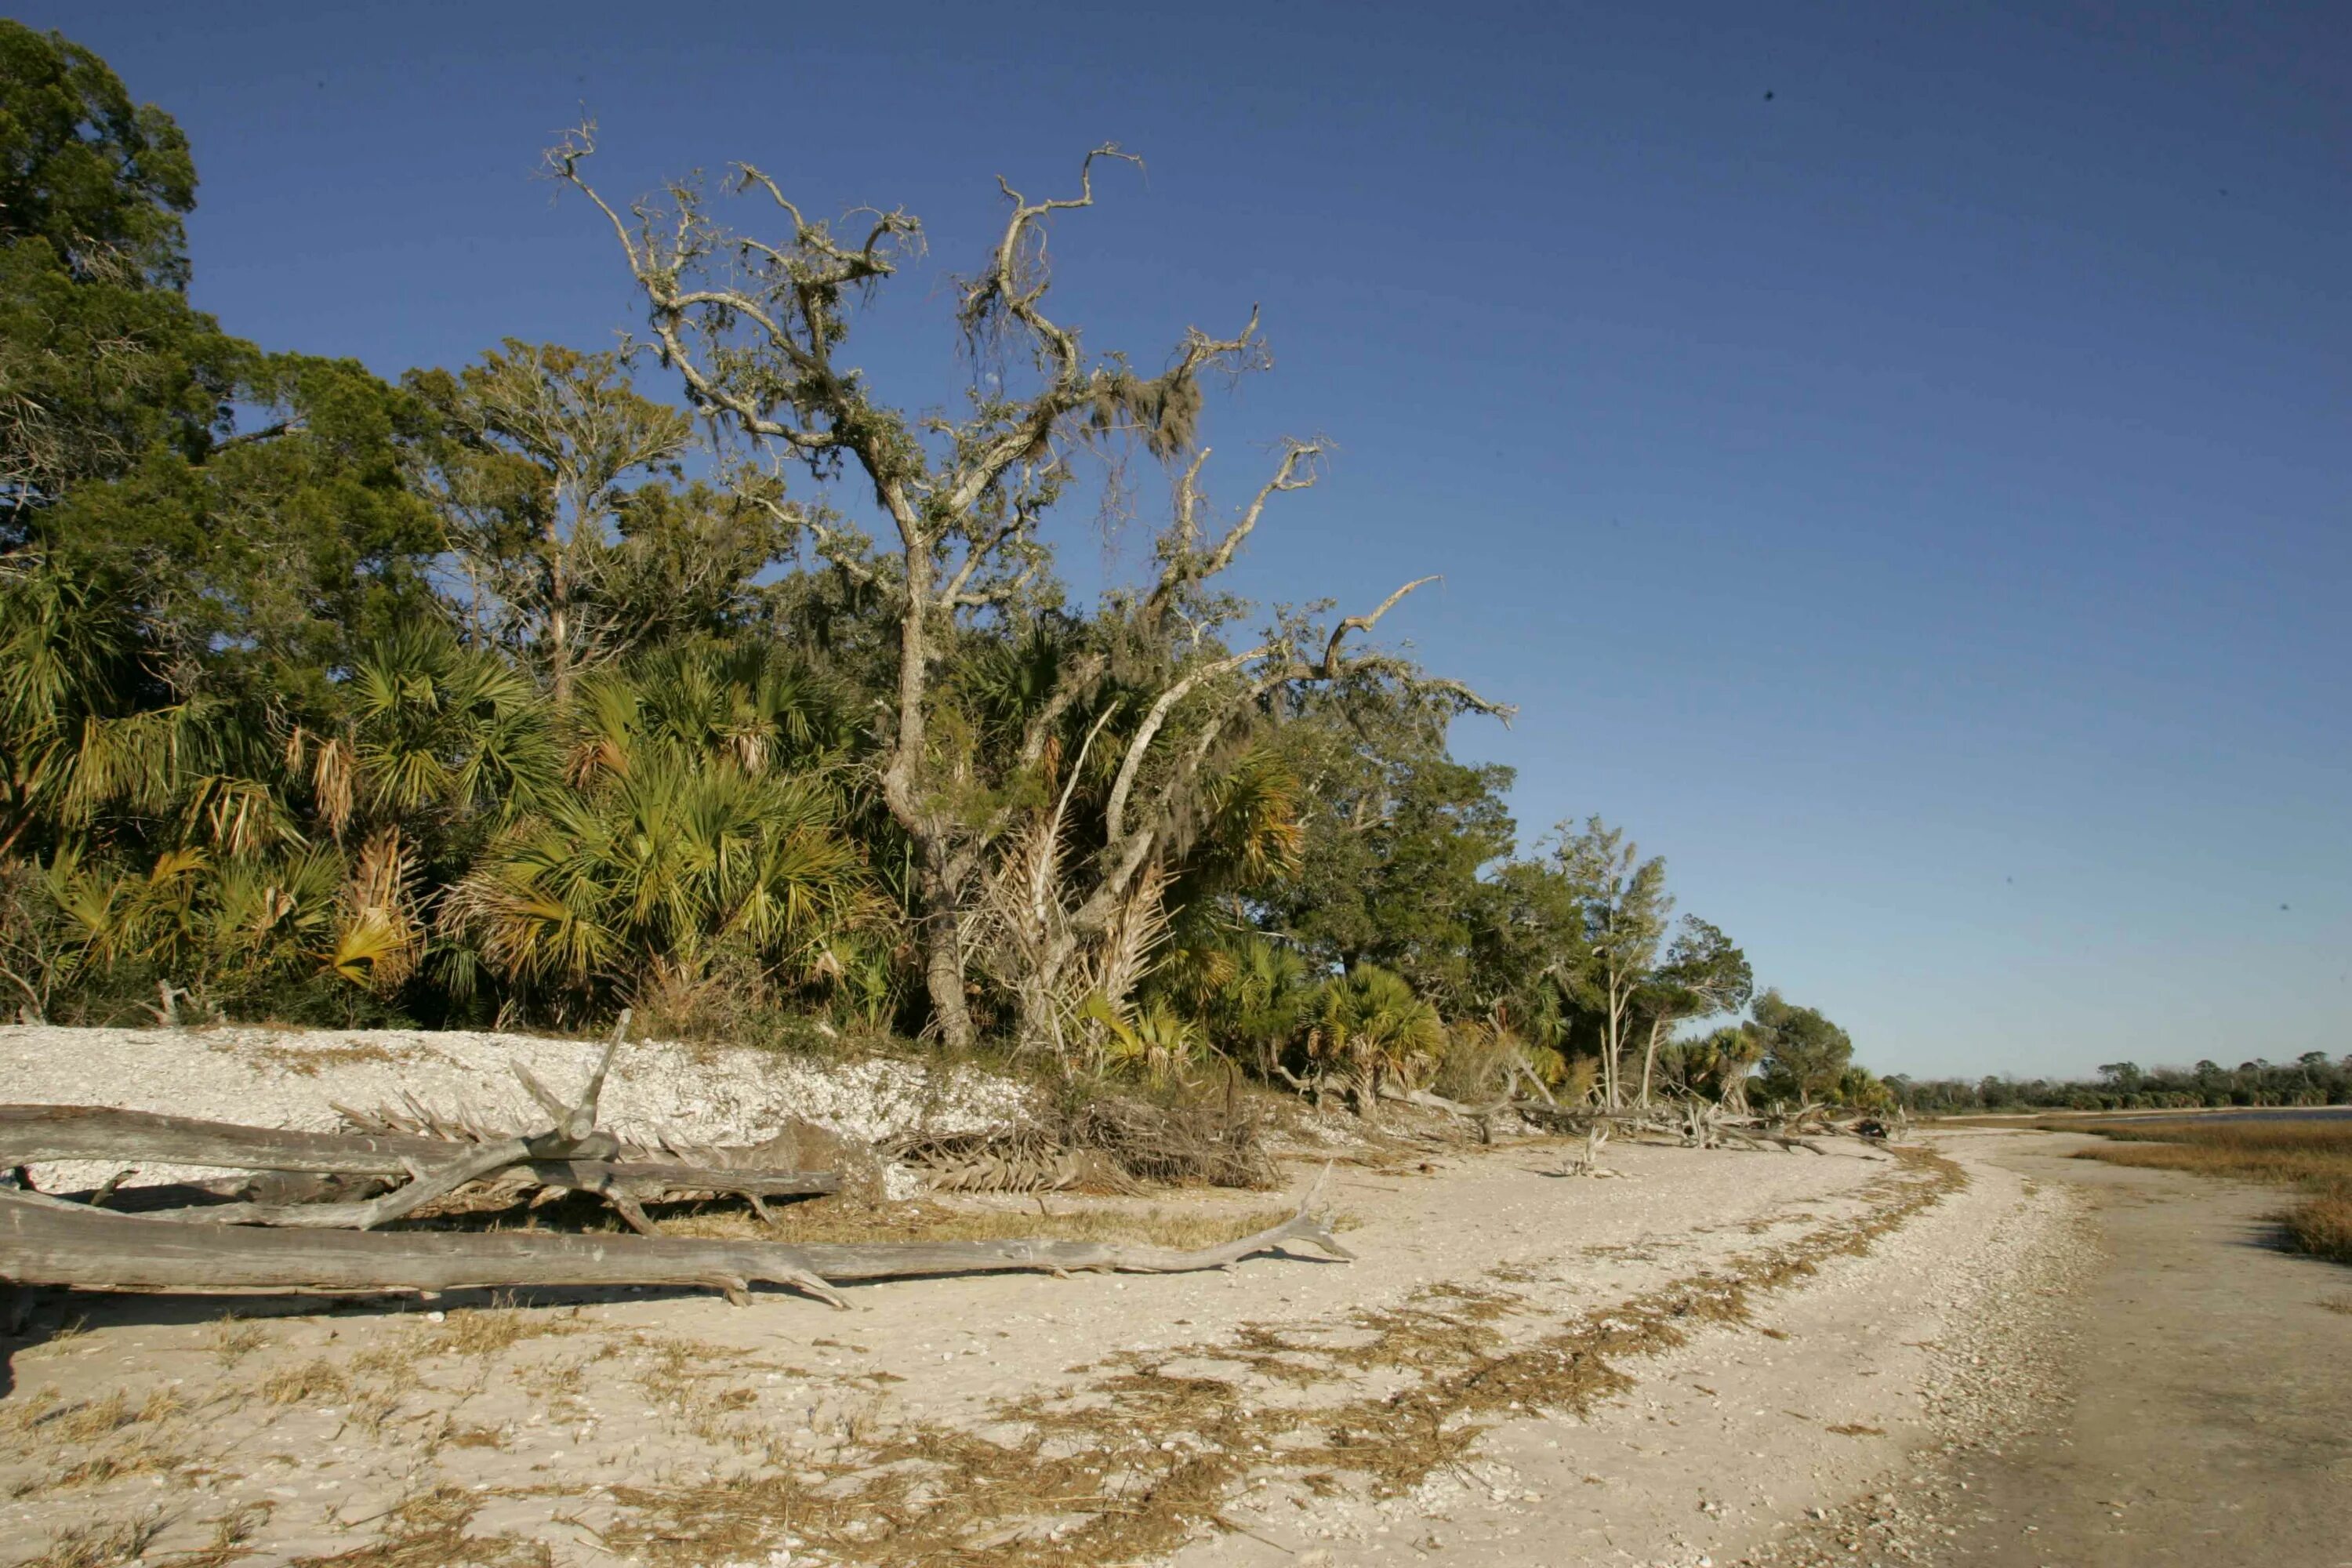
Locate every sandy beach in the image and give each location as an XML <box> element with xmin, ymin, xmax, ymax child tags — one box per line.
<box><xmin>3</xmin><ymin>1030</ymin><xmax>2340</xmax><ymax>1567</ymax></box>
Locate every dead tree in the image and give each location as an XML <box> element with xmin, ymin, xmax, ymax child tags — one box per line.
<box><xmin>550</xmin><ymin>132</ymin><xmax>1506</xmax><ymax>1051</ymax></box>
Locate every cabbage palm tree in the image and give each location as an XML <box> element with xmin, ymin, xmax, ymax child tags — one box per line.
<box><xmin>444</xmin><ymin>648</ymin><xmax>869</xmax><ymax>1021</ymax></box>
<box><xmin>1308</xmin><ymin>963</ymin><xmax>1444</xmax><ymax>1113</ymax></box>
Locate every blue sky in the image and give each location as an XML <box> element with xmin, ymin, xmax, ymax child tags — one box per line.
<box><xmin>33</xmin><ymin>0</ymin><xmax>2347</xmax><ymax>1078</ymax></box>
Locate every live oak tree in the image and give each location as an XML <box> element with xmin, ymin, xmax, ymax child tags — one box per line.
<box><xmin>1550</xmin><ymin>816</ymin><xmax>1673</xmax><ymax>1107</ymax></box>
<box><xmin>1751</xmin><ymin>989</ymin><xmax>1854</xmax><ymax>1105</ymax></box>
<box><xmin>0</xmin><ymin>20</ymin><xmax>218</xmax><ymax>522</ymax></box>
<box><xmin>1264</xmin><ymin>689</ymin><xmax>1519</xmax><ymax>1016</ymax></box>
<box><xmin>554</xmin><ymin>130</ymin><xmax>1504</xmax><ymax>1051</ymax></box>
<box><xmin>407</xmin><ymin>343</ymin><xmax>699</xmax><ymax>702</ymax></box>
<box><xmin>1631</xmin><ymin>915</ymin><xmax>1753</xmax><ymax>1107</ymax></box>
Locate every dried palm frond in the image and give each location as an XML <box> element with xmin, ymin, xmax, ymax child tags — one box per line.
<box><xmin>327</xmin><ymin>827</ymin><xmax>424</xmax><ymax>993</ymax></box>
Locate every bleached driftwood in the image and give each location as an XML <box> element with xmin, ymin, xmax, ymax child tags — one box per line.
<box><xmin>0</xmin><ymin>1169</ymin><xmax>1351</xmax><ymax>1310</ymax></box>
<box><xmin>0</xmin><ymin>1107</ymin><xmax>841</xmax><ymax>1202</ymax></box>
<box><xmin>0</xmin><ymin>1013</ymin><xmax>843</xmax><ymax>1234</ymax></box>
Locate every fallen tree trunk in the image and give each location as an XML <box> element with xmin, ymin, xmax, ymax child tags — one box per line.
<box><xmin>0</xmin><ymin>1105</ymin><xmax>844</xmax><ymax>1214</ymax></box>
<box><xmin>0</xmin><ymin>1103</ymin><xmax>466</xmax><ymax>1175</ymax></box>
<box><xmin>0</xmin><ymin>1173</ymin><xmax>1348</xmax><ymax>1310</ymax></box>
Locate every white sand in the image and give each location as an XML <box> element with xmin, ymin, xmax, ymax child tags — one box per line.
<box><xmin>0</xmin><ymin>1028</ymin><xmax>2089</xmax><ymax>1568</ymax></box>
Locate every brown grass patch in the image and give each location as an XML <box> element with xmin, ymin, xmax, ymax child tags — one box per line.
<box><xmin>205</xmin><ymin>1315</ymin><xmax>268</xmax><ymax>1367</ymax></box>
<box><xmin>261</xmin><ymin>1358</ymin><xmax>351</xmax><ymax>1406</ymax></box>
<box><xmin>289</xmin><ymin>1485</ymin><xmax>550</xmax><ymax>1568</ymax></box>
<box><xmin>2284</xmin><ymin>1189</ymin><xmax>2352</xmax><ymax>1265</ymax></box>
<box><xmin>2319</xmin><ymin>1293</ymin><xmax>2352</xmax><ymax>1316</ymax></box>
<box><xmin>20</xmin><ymin>1511</ymin><xmax>166</xmax><ymax>1568</ymax></box>
<box><xmin>415</xmin><ymin>1306</ymin><xmax>583</xmax><ymax>1359</ymax></box>
<box><xmin>5</xmin><ymin>1387</ymin><xmax>194</xmax><ymax>1497</ymax></box>
<box><xmin>2060</xmin><ymin>1116</ymin><xmax>2352</xmax><ymax>1267</ymax></box>
<box><xmin>154</xmin><ymin>1502</ymin><xmax>274</xmax><ymax>1568</ymax></box>
<box><xmin>231</xmin><ymin>1040</ymin><xmax>422</xmax><ymax>1077</ymax></box>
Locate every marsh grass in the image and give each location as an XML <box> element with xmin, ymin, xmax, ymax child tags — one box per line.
<box><xmin>2056</xmin><ymin>1117</ymin><xmax>2352</xmax><ymax>1266</ymax></box>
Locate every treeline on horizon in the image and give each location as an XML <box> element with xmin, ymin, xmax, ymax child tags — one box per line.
<box><xmin>1896</xmin><ymin>1054</ymin><xmax>2352</xmax><ymax>1114</ymax></box>
<box><xmin>1</xmin><ymin>23</ymin><xmax>1888</xmax><ymax>1112</ymax></box>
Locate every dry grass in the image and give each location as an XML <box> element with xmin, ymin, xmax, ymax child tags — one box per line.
<box><xmin>204</xmin><ymin>1315</ymin><xmax>268</xmax><ymax>1368</ymax></box>
<box><xmin>156</xmin><ymin>1503</ymin><xmax>275</xmax><ymax>1568</ymax></box>
<box><xmin>414</xmin><ymin>1305</ymin><xmax>583</xmax><ymax>1359</ymax></box>
<box><xmin>230</xmin><ymin>1040</ymin><xmax>421</xmax><ymax>1077</ymax></box>
<box><xmin>287</xmin><ymin>1485</ymin><xmax>550</xmax><ymax>1568</ymax></box>
<box><xmin>2320</xmin><ymin>1293</ymin><xmax>2352</xmax><ymax>1316</ymax></box>
<box><xmin>2285</xmin><ymin>1189</ymin><xmax>2352</xmax><ymax>1265</ymax></box>
<box><xmin>4</xmin><ymin>1385</ymin><xmax>194</xmax><ymax>1500</ymax></box>
<box><xmin>260</xmin><ymin>1358</ymin><xmax>351</xmax><ymax>1406</ymax></box>
<box><xmin>2059</xmin><ymin>1116</ymin><xmax>2352</xmax><ymax>1266</ymax></box>
<box><xmin>19</xmin><ymin>1510</ymin><xmax>165</xmax><ymax>1568</ymax></box>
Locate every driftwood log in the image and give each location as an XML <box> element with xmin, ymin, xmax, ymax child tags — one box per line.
<box><xmin>0</xmin><ymin>1012</ymin><xmax>861</xmax><ymax>1236</ymax></box>
<box><xmin>0</xmin><ymin>1171</ymin><xmax>1351</xmax><ymax>1310</ymax></box>
<box><xmin>0</xmin><ymin>1105</ymin><xmax>841</xmax><ymax>1207</ymax></box>
<box><xmin>1350</xmin><ymin>1084</ymin><xmax>1886</xmax><ymax>1160</ymax></box>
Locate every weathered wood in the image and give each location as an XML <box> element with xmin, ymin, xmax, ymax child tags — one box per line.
<box><xmin>137</xmin><ymin>1136</ymin><xmax>535</xmax><ymax>1229</ymax></box>
<box><xmin>0</xmin><ymin>1106</ymin><xmax>844</xmax><ymax>1203</ymax></box>
<box><xmin>0</xmin><ymin>1104</ymin><xmax>463</xmax><ymax>1175</ymax></box>
<box><xmin>0</xmin><ymin>1171</ymin><xmax>1350</xmax><ymax>1308</ymax></box>
<box><xmin>0</xmin><ymin>1188</ymin><xmax>849</xmax><ymax>1308</ymax></box>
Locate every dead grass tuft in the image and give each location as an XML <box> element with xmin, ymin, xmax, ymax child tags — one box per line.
<box><xmin>2284</xmin><ymin>1189</ymin><xmax>2352</xmax><ymax>1265</ymax></box>
<box><xmin>261</xmin><ymin>1358</ymin><xmax>351</xmax><ymax>1406</ymax></box>
<box><xmin>415</xmin><ymin>1307</ymin><xmax>582</xmax><ymax>1359</ymax></box>
<box><xmin>20</xmin><ymin>1509</ymin><xmax>165</xmax><ymax>1568</ymax></box>
<box><xmin>8</xmin><ymin>1387</ymin><xmax>193</xmax><ymax>1498</ymax></box>
<box><xmin>289</xmin><ymin>1485</ymin><xmax>550</xmax><ymax>1568</ymax></box>
<box><xmin>238</xmin><ymin>1041</ymin><xmax>416</xmax><ymax>1076</ymax></box>
<box><xmin>205</xmin><ymin>1315</ymin><xmax>268</xmax><ymax>1368</ymax></box>
<box><xmin>153</xmin><ymin>1503</ymin><xmax>274</xmax><ymax>1568</ymax></box>
<box><xmin>2320</xmin><ymin>1293</ymin><xmax>2352</xmax><ymax>1316</ymax></box>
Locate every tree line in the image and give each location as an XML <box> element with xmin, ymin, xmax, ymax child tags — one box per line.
<box><xmin>1893</xmin><ymin>1055</ymin><xmax>2352</xmax><ymax>1114</ymax></box>
<box><xmin>0</xmin><ymin>24</ymin><xmax>1878</xmax><ymax>1111</ymax></box>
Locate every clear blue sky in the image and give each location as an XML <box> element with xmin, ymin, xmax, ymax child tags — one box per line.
<box><xmin>30</xmin><ymin>0</ymin><xmax>2347</xmax><ymax>1079</ymax></box>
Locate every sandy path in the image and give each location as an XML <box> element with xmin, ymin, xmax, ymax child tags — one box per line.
<box><xmin>1749</xmin><ymin>1131</ymin><xmax>2352</xmax><ymax>1568</ymax></box>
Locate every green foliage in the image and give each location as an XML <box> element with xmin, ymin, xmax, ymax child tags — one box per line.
<box><xmin>1751</xmin><ymin>989</ymin><xmax>1855</xmax><ymax>1105</ymax></box>
<box><xmin>1308</xmin><ymin>963</ymin><xmax>1445</xmax><ymax>1095</ymax></box>
<box><xmin>0</xmin><ymin>20</ymin><xmax>196</xmax><ymax>285</ymax></box>
<box><xmin>1261</xmin><ymin>691</ymin><xmax>1515</xmax><ymax>1012</ymax></box>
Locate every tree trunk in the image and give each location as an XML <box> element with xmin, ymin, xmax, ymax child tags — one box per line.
<box><xmin>919</xmin><ymin>895</ymin><xmax>975</xmax><ymax>1051</ymax></box>
<box><xmin>1639</xmin><ymin>1015</ymin><xmax>1667</xmax><ymax>1109</ymax></box>
<box><xmin>0</xmin><ymin>1176</ymin><xmax>1348</xmax><ymax>1310</ymax></box>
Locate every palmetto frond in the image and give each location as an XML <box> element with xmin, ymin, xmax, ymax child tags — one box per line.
<box><xmin>1312</xmin><ymin>963</ymin><xmax>1444</xmax><ymax>1087</ymax></box>
<box><xmin>326</xmin><ymin>828</ymin><xmax>425</xmax><ymax>993</ymax></box>
<box><xmin>445</xmin><ymin>740</ymin><xmax>866</xmax><ymax>997</ymax></box>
